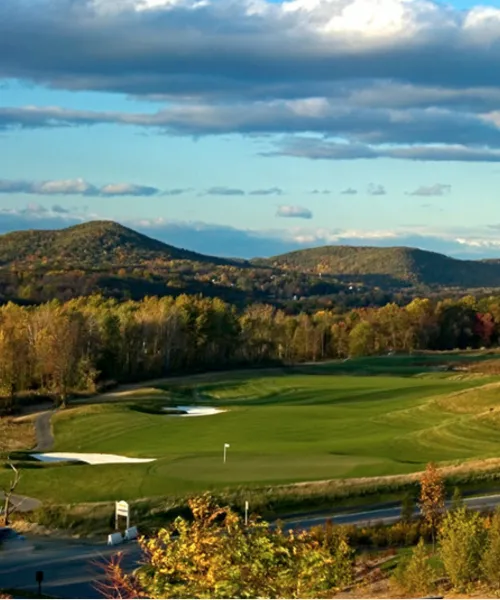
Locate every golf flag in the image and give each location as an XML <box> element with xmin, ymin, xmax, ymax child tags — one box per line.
<box><xmin>224</xmin><ymin>443</ymin><xmax>230</xmax><ymax>448</ymax></box>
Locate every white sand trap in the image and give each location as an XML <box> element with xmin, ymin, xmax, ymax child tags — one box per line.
<box><xmin>163</xmin><ymin>406</ymin><xmax>226</xmax><ymax>417</ymax></box>
<box><xmin>31</xmin><ymin>452</ymin><xmax>156</xmax><ymax>465</ymax></box>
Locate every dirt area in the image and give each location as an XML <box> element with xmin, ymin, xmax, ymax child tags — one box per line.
<box><xmin>1</xmin><ymin>417</ymin><xmax>36</xmax><ymax>452</ymax></box>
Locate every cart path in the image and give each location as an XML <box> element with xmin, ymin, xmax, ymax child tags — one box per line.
<box><xmin>33</xmin><ymin>410</ymin><xmax>55</xmax><ymax>452</ymax></box>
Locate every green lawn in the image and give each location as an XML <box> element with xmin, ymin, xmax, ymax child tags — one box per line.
<box><xmin>5</xmin><ymin>355</ymin><xmax>500</xmax><ymax>503</ymax></box>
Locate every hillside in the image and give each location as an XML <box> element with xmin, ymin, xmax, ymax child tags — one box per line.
<box><xmin>0</xmin><ymin>221</ymin><xmax>345</xmax><ymax>306</ymax></box>
<box><xmin>256</xmin><ymin>245</ymin><xmax>500</xmax><ymax>288</ymax></box>
<box><xmin>0</xmin><ymin>221</ymin><xmax>235</xmax><ymax>268</ymax></box>
<box><xmin>1</xmin><ymin>222</ymin><xmax>500</xmax><ymax>306</ymax></box>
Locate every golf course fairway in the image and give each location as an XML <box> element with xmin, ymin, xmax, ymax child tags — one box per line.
<box><xmin>5</xmin><ymin>355</ymin><xmax>500</xmax><ymax>504</ymax></box>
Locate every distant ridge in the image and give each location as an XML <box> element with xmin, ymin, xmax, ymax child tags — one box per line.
<box><xmin>0</xmin><ymin>221</ymin><xmax>500</xmax><ymax>290</ymax></box>
<box><xmin>254</xmin><ymin>245</ymin><xmax>500</xmax><ymax>288</ymax></box>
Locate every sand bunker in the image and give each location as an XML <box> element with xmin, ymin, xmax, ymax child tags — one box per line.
<box><xmin>163</xmin><ymin>406</ymin><xmax>226</xmax><ymax>417</ymax></box>
<box><xmin>31</xmin><ymin>453</ymin><xmax>156</xmax><ymax>465</ymax></box>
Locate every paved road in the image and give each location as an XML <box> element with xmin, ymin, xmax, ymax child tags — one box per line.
<box><xmin>33</xmin><ymin>411</ymin><xmax>55</xmax><ymax>452</ymax></box>
<box><xmin>0</xmin><ymin>538</ymin><xmax>141</xmax><ymax>599</ymax></box>
<box><xmin>4</xmin><ymin>492</ymin><xmax>500</xmax><ymax>599</ymax></box>
<box><xmin>0</xmin><ymin>493</ymin><xmax>41</xmax><ymax>514</ymax></box>
<box><xmin>284</xmin><ymin>493</ymin><xmax>500</xmax><ymax>530</ymax></box>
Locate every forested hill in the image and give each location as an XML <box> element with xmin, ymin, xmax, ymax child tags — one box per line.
<box><xmin>0</xmin><ymin>221</ymin><xmax>238</xmax><ymax>268</ymax></box>
<box><xmin>255</xmin><ymin>245</ymin><xmax>500</xmax><ymax>288</ymax></box>
<box><xmin>1</xmin><ymin>221</ymin><xmax>500</xmax><ymax>306</ymax></box>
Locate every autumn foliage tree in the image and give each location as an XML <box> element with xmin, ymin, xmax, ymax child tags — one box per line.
<box><xmin>419</xmin><ymin>462</ymin><xmax>445</xmax><ymax>548</ymax></box>
<box><xmin>100</xmin><ymin>494</ymin><xmax>354</xmax><ymax>599</ymax></box>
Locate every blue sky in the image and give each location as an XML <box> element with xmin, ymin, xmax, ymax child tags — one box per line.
<box><xmin>1</xmin><ymin>0</ymin><xmax>500</xmax><ymax>258</ymax></box>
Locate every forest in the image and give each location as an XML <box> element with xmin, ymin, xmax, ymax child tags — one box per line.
<box><xmin>0</xmin><ymin>292</ymin><xmax>499</xmax><ymax>410</ymax></box>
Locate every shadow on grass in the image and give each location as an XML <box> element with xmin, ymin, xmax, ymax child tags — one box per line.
<box><xmin>172</xmin><ymin>381</ymin><xmax>474</xmax><ymax>408</ymax></box>
<box><xmin>154</xmin><ymin>353</ymin><xmax>500</xmax><ymax>390</ymax></box>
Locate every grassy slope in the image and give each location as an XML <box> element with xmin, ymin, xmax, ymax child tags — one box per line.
<box><xmin>5</xmin><ymin>356</ymin><xmax>500</xmax><ymax>503</ymax></box>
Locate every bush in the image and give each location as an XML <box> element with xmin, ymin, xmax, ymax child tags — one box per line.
<box><xmin>439</xmin><ymin>506</ymin><xmax>485</xmax><ymax>590</ymax></box>
<box><xmin>392</xmin><ymin>538</ymin><xmax>436</xmax><ymax>596</ymax></box>
<box><xmin>103</xmin><ymin>494</ymin><xmax>355</xmax><ymax>599</ymax></box>
<box><xmin>481</xmin><ymin>507</ymin><xmax>500</xmax><ymax>593</ymax></box>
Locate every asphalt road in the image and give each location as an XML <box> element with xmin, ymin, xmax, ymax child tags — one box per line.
<box><xmin>4</xmin><ymin>493</ymin><xmax>500</xmax><ymax>599</ymax></box>
<box><xmin>0</xmin><ymin>538</ymin><xmax>141</xmax><ymax>599</ymax></box>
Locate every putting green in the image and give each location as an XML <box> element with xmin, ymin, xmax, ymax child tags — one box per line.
<box><xmin>5</xmin><ymin>355</ymin><xmax>500</xmax><ymax>503</ymax></box>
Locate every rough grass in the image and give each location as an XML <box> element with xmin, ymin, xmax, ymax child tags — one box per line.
<box><xmin>3</xmin><ymin>354</ymin><xmax>500</xmax><ymax>505</ymax></box>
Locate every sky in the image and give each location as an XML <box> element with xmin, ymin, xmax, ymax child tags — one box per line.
<box><xmin>2</xmin><ymin>0</ymin><xmax>500</xmax><ymax>259</ymax></box>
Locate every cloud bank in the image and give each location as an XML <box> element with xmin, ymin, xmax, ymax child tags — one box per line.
<box><xmin>3</xmin><ymin>0</ymin><xmax>500</xmax><ymax>160</ymax></box>
<box><xmin>0</xmin><ymin>178</ymin><xmax>287</xmax><ymax>197</ymax></box>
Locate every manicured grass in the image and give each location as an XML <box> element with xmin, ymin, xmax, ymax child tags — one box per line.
<box><xmin>4</xmin><ymin>354</ymin><xmax>500</xmax><ymax>503</ymax></box>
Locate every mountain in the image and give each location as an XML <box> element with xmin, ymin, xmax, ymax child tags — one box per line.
<box><xmin>1</xmin><ymin>222</ymin><xmax>500</xmax><ymax>307</ymax></box>
<box><xmin>255</xmin><ymin>245</ymin><xmax>500</xmax><ymax>288</ymax></box>
<box><xmin>0</xmin><ymin>220</ymin><xmax>237</xmax><ymax>268</ymax></box>
<box><xmin>0</xmin><ymin>221</ymin><xmax>260</xmax><ymax>305</ymax></box>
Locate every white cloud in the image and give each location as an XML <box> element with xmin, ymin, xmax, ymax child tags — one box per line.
<box><xmin>276</xmin><ymin>205</ymin><xmax>313</xmax><ymax>219</ymax></box>
<box><xmin>267</xmin><ymin>137</ymin><xmax>500</xmax><ymax>162</ymax></box>
<box><xmin>367</xmin><ymin>183</ymin><xmax>387</xmax><ymax>195</ymax></box>
<box><xmin>35</xmin><ymin>178</ymin><xmax>93</xmax><ymax>195</ymax></box>
<box><xmin>249</xmin><ymin>187</ymin><xmax>285</xmax><ymax>195</ymax></box>
<box><xmin>203</xmin><ymin>186</ymin><xmax>246</xmax><ymax>196</ymax></box>
<box><xmin>0</xmin><ymin>177</ymin><xmax>173</xmax><ymax>197</ymax></box>
<box><xmin>407</xmin><ymin>183</ymin><xmax>451</xmax><ymax>196</ymax></box>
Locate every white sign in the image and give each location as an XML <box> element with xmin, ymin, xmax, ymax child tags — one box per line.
<box><xmin>116</xmin><ymin>500</ymin><xmax>129</xmax><ymax>517</ymax></box>
<box><xmin>115</xmin><ymin>500</ymin><xmax>130</xmax><ymax>530</ymax></box>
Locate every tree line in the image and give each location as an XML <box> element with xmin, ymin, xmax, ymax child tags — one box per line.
<box><xmin>1</xmin><ymin>293</ymin><xmax>500</xmax><ymax>408</ymax></box>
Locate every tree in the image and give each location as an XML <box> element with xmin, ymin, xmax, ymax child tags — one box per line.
<box><xmin>439</xmin><ymin>506</ymin><xmax>484</xmax><ymax>591</ymax></box>
<box><xmin>481</xmin><ymin>507</ymin><xmax>500</xmax><ymax>592</ymax></box>
<box><xmin>32</xmin><ymin>307</ymin><xmax>86</xmax><ymax>407</ymax></box>
<box><xmin>419</xmin><ymin>463</ymin><xmax>445</xmax><ymax>548</ymax></box>
<box><xmin>0</xmin><ymin>304</ymin><xmax>30</xmax><ymax>413</ymax></box>
<box><xmin>348</xmin><ymin>321</ymin><xmax>376</xmax><ymax>357</ymax></box>
<box><xmin>101</xmin><ymin>494</ymin><xmax>354</xmax><ymax>599</ymax></box>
